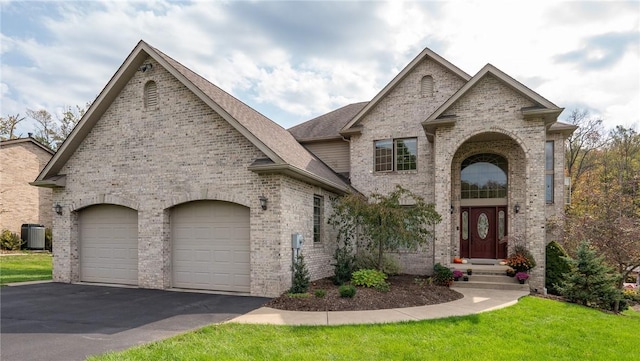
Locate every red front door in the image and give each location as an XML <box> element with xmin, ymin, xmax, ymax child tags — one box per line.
<box><xmin>460</xmin><ymin>206</ymin><xmax>507</xmax><ymax>259</ymax></box>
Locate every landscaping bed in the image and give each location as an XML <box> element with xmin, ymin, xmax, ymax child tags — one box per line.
<box><xmin>265</xmin><ymin>274</ymin><xmax>463</xmax><ymax>311</ymax></box>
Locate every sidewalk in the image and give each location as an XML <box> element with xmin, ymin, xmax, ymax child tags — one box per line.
<box><xmin>229</xmin><ymin>287</ymin><xmax>530</xmax><ymax>326</ymax></box>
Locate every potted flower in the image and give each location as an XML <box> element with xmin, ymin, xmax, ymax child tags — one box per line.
<box><xmin>506</xmin><ymin>268</ymin><xmax>516</xmax><ymax>277</ymax></box>
<box><xmin>463</xmin><ymin>275</ymin><xmax>469</xmax><ymax>281</ymax></box>
<box><xmin>452</xmin><ymin>269</ymin><xmax>463</xmax><ymax>281</ymax></box>
<box><xmin>515</xmin><ymin>272</ymin><xmax>529</xmax><ymax>284</ymax></box>
<box><xmin>466</xmin><ymin>268</ymin><xmax>473</xmax><ymax>276</ymax></box>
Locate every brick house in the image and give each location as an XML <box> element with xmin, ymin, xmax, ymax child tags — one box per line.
<box><xmin>34</xmin><ymin>41</ymin><xmax>574</xmax><ymax>297</ymax></box>
<box><xmin>1</xmin><ymin>137</ymin><xmax>54</xmax><ymax>234</ymax></box>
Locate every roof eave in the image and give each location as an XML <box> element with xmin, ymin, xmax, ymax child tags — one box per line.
<box><xmin>30</xmin><ymin>175</ymin><xmax>66</xmax><ymax>188</ymax></box>
<box><xmin>421</xmin><ymin>117</ymin><xmax>457</xmax><ymax>142</ymax></box>
<box><xmin>248</xmin><ymin>163</ymin><xmax>348</xmax><ymax>194</ymax></box>
<box><xmin>522</xmin><ymin>107</ymin><xmax>564</xmax><ymax>125</ymax></box>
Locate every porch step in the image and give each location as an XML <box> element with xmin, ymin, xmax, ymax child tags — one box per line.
<box><xmin>450</xmin><ymin>264</ymin><xmax>529</xmax><ymax>291</ymax></box>
<box><xmin>453</xmin><ymin>280</ymin><xmax>530</xmax><ymax>291</ymax></box>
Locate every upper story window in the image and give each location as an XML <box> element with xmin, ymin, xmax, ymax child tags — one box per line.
<box><xmin>144</xmin><ymin>81</ymin><xmax>158</xmax><ymax>109</ymax></box>
<box><xmin>545</xmin><ymin>141</ymin><xmax>554</xmax><ymax>203</ymax></box>
<box><xmin>421</xmin><ymin>75</ymin><xmax>434</xmax><ymax>97</ymax></box>
<box><xmin>374</xmin><ymin>138</ymin><xmax>417</xmax><ymax>172</ymax></box>
<box><xmin>461</xmin><ymin>153</ymin><xmax>507</xmax><ymax>199</ymax></box>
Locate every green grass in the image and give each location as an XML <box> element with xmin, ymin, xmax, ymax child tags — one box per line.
<box><xmin>90</xmin><ymin>297</ymin><xmax>640</xmax><ymax>361</ymax></box>
<box><xmin>0</xmin><ymin>253</ymin><xmax>52</xmax><ymax>285</ymax></box>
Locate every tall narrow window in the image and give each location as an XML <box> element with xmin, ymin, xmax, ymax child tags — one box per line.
<box><xmin>421</xmin><ymin>75</ymin><xmax>434</xmax><ymax>97</ymax></box>
<box><xmin>374</xmin><ymin>140</ymin><xmax>393</xmax><ymax>172</ymax></box>
<box><xmin>545</xmin><ymin>141</ymin><xmax>554</xmax><ymax>203</ymax></box>
<box><xmin>144</xmin><ymin>81</ymin><xmax>158</xmax><ymax>109</ymax></box>
<box><xmin>313</xmin><ymin>195</ymin><xmax>323</xmax><ymax>243</ymax></box>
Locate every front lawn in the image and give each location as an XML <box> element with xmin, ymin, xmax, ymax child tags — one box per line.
<box><xmin>91</xmin><ymin>297</ymin><xmax>640</xmax><ymax>360</ymax></box>
<box><xmin>0</xmin><ymin>253</ymin><xmax>53</xmax><ymax>285</ymax></box>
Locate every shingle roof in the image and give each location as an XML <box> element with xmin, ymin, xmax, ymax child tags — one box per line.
<box><xmin>34</xmin><ymin>40</ymin><xmax>349</xmax><ymax>192</ymax></box>
<box><xmin>288</xmin><ymin>102</ymin><xmax>368</xmax><ymax>142</ymax></box>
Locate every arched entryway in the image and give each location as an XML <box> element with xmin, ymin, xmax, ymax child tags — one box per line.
<box><xmin>450</xmin><ymin>132</ymin><xmax>527</xmax><ymax>261</ymax></box>
<box><xmin>459</xmin><ymin>153</ymin><xmax>508</xmax><ymax>259</ymax></box>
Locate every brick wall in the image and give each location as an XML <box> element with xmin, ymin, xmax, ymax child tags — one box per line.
<box><xmin>52</xmin><ymin>57</ymin><xmax>333</xmax><ymax>297</ymax></box>
<box><xmin>0</xmin><ymin>141</ymin><xmax>53</xmax><ymax>234</ymax></box>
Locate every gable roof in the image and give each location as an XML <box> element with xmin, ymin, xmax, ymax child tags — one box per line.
<box><xmin>0</xmin><ymin>136</ymin><xmax>55</xmax><ymax>155</ymax></box>
<box><xmin>289</xmin><ymin>102</ymin><xmax>368</xmax><ymax>142</ymax></box>
<box><xmin>422</xmin><ymin>64</ymin><xmax>564</xmax><ymax>139</ymax></box>
<box><xmin>33</xmin><ymin>40</ymin><xmax>349</xmax><ymax>193</ymax></box>
<box><xmin>341</xmin><ymin>47</ymin><xmax>471</xmax><ymax>135</ymax></box>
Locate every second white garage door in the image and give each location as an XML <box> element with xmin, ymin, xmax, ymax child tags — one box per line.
<box><xmin>171</xmin><ymin>201</ymin><xmax>250</xmax><ymax>292</ymax></box>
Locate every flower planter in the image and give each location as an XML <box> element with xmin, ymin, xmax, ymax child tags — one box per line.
<box><xmin>518</xmin><ymin>279</ymin><xmax>525</xmax><ymax>284</ymax></box>
<box><xmin>454</xmin><ymin>277</ymin><xmax>460</xmax><ymax>281</ymax></box>
<box><xmin>467</xmin><ymin>269</ymin><xmax>473</xmax><ymax>275</ymax></box>
<box><xmin>463</xmin><ymin>276</ymin><xmax>469</xmax><ymax>281</ymax></box>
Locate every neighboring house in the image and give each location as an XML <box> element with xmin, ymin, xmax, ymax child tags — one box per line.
<box><xmin>1</xmin><ymin>136</ymin><xmax>54</xmax><ymax>234</ymax></box>
<box><xmin>34</xmin><ymin>41</ymin><xmax>574</xmax><ymax>297</ymax></box>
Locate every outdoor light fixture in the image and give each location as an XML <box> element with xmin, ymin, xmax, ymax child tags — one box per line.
<box><xmin>514</xmin><ymin>203</ymin><xmax>520</xmax><ymax>214</ymax></box>
<box><xmin>54</xmin><ymin>204</ymin><xmax>62</xmax><ymax>215</ymax></box>
<box><xmin>450</xmin><ymin>204</ymin><xmax>454</xmax><ymax>214</ymax></box>
<box><xmin>259</xmin><ymin>195</ymin><xmax>268</xmax><ymax>210</ymax></box>
<box><xmin>138</xmin><ymin>63</ymin><xmax>153</xmax><ymax>72</ymax></box>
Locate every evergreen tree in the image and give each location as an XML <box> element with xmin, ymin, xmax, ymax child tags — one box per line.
<box><xmin>558</xmin><ymin>241</ymin><xmax>622</xmax><ymax>311</ymax></box>
<box><xmin>545</xmin><ymin>241</ymin><xmax>571</xmax><ymax>295</ymax></box>
<box><xmin>290</xmin><ymin>253</ymin><xmax>310</xmax><ymax>294</ymax></box>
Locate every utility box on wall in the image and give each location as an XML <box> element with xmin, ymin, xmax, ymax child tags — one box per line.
<box><xmin>291</xmin><ymin>233</ymin><xmax>304</xmax><ymax>249</ymax></box>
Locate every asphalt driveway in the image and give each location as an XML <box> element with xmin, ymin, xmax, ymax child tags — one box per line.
<box><xmin>0</xmin><ymin>282</ymin><xmax>269</xmax><ymax>361</ymax></box>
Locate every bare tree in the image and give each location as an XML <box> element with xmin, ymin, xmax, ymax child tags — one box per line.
<box><xmin>54</xmin><ymin>102</ymin><xmax>90</xmax><ymax>148</ymax></box>
<box><xmin>0</xmin><ymin>114</ymin><xmax>25</xmax><ymax>140</ymax></box>
<box><xmin>26</xmin><ymin>108</ymin><xmax>57</xmax><ymax>149</ymax></box>
<box><xmin>565</xmin><ymin>109</ymin><xmax>606</xmax><ymax>192</ymax></box>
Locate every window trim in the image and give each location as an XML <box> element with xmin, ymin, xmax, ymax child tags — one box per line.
<box><xmin>313</xmin><ymin>195</ymin><xmax>324</xmax><ymax>243</ymax></box>
<box><xmin>374</xmin><ymin>137</ymin><xmax>418</xmax><ymax>173</ymax></box>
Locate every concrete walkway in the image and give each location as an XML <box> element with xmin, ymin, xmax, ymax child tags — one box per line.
<box><xmin>229</xmin><ymin>287</ymin><xmax>530</xmax><ymax>326</ymax></box>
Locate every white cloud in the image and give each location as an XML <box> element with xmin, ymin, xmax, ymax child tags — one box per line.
<box><xmin>1</xmin><ymin>0</ymin><xmax>638</xmax><ymax>135</ymax></box>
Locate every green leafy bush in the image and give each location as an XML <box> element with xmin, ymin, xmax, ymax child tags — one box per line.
<box><xmin>354</xmin><ymin>251</ymin><xmax>399</xmax><ymax>275</ymax></box>
<box><xmin>351</xmin><ymin>269</ymin><xmax>388</xmax><ymax>288</ymax></box>
<box><xmin>432</xmin><ymin>263</ymin><xmax>453</xmax><ymax>286</ymax></box>
<box><xmin>45</xmin><ymin>228</ymin><xmax>53</xmax><ymax>251</ymax></box>
<box><xmin>290</xmin><ymin>253</ymin><xmax>310</xmax><ymax>294</ymax></box>
<box><xmin>545</xmin><ymin>241</ymin><xmax>571</xmax><ymax>295</ymax></box>
<box><xmin>558</xmin><ymin>242</ymin><xmax>622</xmax><ymax>311</ymax></box>
<box><xmin>0</xmin><ymin>230</ymin><xmax>24</xmax><ymax>251</ymax></box>
<box><xmin>314</xmin><ymin>289</ymin><xmax>326</xmax><ymax>298</ymax></box>
<box><xmin>332</xmin><ymin>244</ymin><xmax>355</xmax><ymax>285</ymax></box>
<box><xmin>338</xmin><ymin>284</ymin><xmax>356</xmax><ymax>298</ymax></box>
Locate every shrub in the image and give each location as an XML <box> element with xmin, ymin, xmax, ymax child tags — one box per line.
<box><xmin>332</xmin><ymin>244</ymin><xmax>355</xmax><ymax>285</ymax></box>
<box><xmin>545</xmin><ymin>241</ymin><xmax>571</xmax><ymax>295</ymax></box>
<box><xmin>432</xmin><ymin>263</ymin><xmax>453</xmax><ymax>286</ymax></box>
<box><xmin>338</xmin><ymin>284</ymin><xmax>356</xmax><ymax>298</ymax></box>
<box><xmin>0</xmin><ymin>230</ymin><xmax>24</xmax><ymax>251</ymax></box>
<box><xmin>506</xmin><ymin>245</ymin><xmax>536</xmax><ymax>272</ymax></box>
<box><xmin>351</xmin><ymin>269</ymin><xmax>388</xmax><ymax>288</ymax></box>
<box><xmin>354</xmin><ymin>251</ymin><xmax>400</xmax><ymax>275</ymax></box>
<box><xmin>557</xmin><ymin>241</ymin><xmax>622</xmax><ymax>311</ymax></box>
<box><xmin>45</xmin><ymin>228</ymin><xmax>53</xmax><ymax>251</ymax></box>
<box><xmin>314</xmin><ymin>289</ymin><xmax>326</xmax><ymax>298</ymax></box>
<box><xmin>290</xmin><ymin>253</ymin><xmax>310</xmax><ymax>294</ymax></box>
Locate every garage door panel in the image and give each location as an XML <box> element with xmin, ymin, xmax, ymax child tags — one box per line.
<box><xmin>172</xmin><ymin>201</ymin><xmax>250</xmax><ymax>292</ymax></box>
<box><xmin>80</xmin><ymin>205</ymin><xmax>138</xmax><ymax>285</ymax></box>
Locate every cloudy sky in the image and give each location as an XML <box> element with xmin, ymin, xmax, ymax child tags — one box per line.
<box><xmin>1</xmin><ymin>0</ymin><xmax>639</xmax><ymax>136</ymax></box>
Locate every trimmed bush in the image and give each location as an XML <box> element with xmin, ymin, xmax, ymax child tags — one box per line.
<box><xmin>314</xmin><ymin>289</ymin><xmax>326</xmax><ymax>298</ymax></box>
<box><xmin>290</xmin><ymin>253</ymin><xmax>310</xmax><ymax>294</ymax></box>
<box><xmin>545</xmin><ymin>241</ymin><xmax>571</xmax><ymax>295</ymax></box>
<box><xmin>0</xmin><ymin>230</ymin><xmax>24</xmax><ymax>251</ymax></box>
<box><xmin>432</xmin><ymin>263</ymin><xmax>453</xmax><ymax>286</ymax></box>
<box><xmin>332</xmin><ymin>244</ymin><xmax>355</xmax><ymax>285</ymax></box>
<box><xmin>338</xmin><ymin>284</ymin><xmax>356</xmax><ymax>298</ymax></box>
<box><xmin>351</xmin><ymin>269</ymin><xmax>387</xmax><ymax>288</ymax></box>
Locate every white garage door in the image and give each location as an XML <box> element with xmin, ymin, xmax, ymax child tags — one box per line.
<box><xmin>79</xmin><ymin>204</ymin><xmax>138</xmax><ymax>285</ymax></box>
<box><xmin>172</xmin><ymin>201</ymin><xmax>250</xmax><ymax>292</ymax></box>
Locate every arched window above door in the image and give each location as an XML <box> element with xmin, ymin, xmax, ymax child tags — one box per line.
<box><xmin>461</xmin><ymin>153</ymin><xmax>507</xmax><ymax>199</ymax></box>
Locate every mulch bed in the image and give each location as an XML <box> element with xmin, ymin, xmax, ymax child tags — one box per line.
<box><xmin>265</xmin><ymin>274</ymin><xmax>463</xmax><ymax>312</ymax></box>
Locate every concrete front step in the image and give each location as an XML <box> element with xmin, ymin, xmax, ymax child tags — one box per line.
<box><xmin>452</xmin><ymin>280</ymin><xmax>530</xmax><ymax>291</ymax></box>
